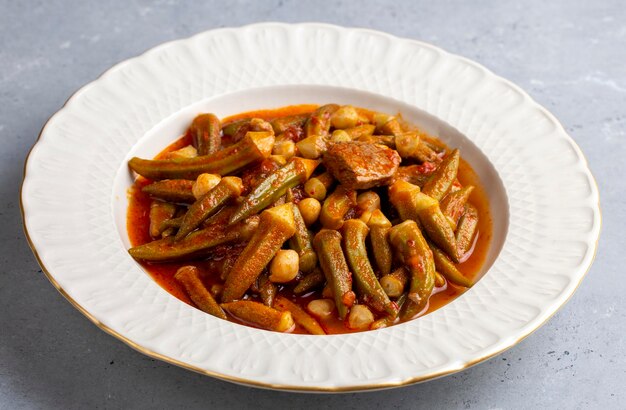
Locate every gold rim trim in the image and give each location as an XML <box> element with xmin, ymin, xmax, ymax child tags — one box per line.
<box><xmin>19</xmin><ymin>23</ymin><xmax>602</xmax><ymax>392</ymax></box>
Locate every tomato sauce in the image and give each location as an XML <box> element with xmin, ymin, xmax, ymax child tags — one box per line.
<box><xmin>127</xmin><ymin>105</ymin><xmax>493</xmax><ymax>334</ymax></box>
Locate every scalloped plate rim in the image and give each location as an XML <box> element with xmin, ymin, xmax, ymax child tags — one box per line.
<box><xmin>20</xmin><ymin>22</ymin><xmax>601</xmax><ymax>392</ymax></box>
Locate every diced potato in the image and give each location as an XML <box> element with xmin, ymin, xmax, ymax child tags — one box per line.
<box><xmin>298</xmin><ymin>198</ymin><xmax>321</xmax><ymax>226</ymax></box>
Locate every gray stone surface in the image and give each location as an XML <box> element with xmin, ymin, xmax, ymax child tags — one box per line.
<box><xmin>1</xmin><ymin>0</ymin><xmax>623</xmax><ymax>408</ymax></box>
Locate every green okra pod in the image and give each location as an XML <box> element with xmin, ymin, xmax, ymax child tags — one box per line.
<box><xmin>293</xmin><ymin>268</ymin><xmax>325</xmax><ymax>295</ymax></box>
<box><xmin>313</xmin><ymin>229</ymin><xmax>354</xmax><ymax>320</ymax></box>
<box><xmin>342</xmin><ymin>219</ymin><xmax>398</xmax><ymax>318</ymax></box>
<box><xmin>175</xmin><ymin>177</ymin><xmax>243</xmax><ymax>240</ymax></box>
<box><xmin>456</xmin><ymin>203</ymin><xmax>479</xmax><ymax>257</ymax></box>
<box><xmin>429</xmin><ymin>242</ymin><xmax>473</xmax><ymax>288</ymax></box>
<box><xmin>222</xmin><ymin>204</ymin><xmax>297</xmax><ymax>302</ymax></box>
<box><xmin>256</xmin><ymin>271</ymin><xmax>277</xmax><ymax>307</ymax></box>
<box><xmin>440</xmin><ymin>185</ymin><xmax>474</xmax><ymax>229</ymax></box>
<box><xmin>175</xmin><ymin>266</ymin><xmax>227</xmax><ymax>320</ymax></box>
<box><xmin>422</xmin><ymin>149</ymin><xmax>460</xmax><ymax>200</ymax></box>
<box><xmin>128</xmin><ymin>216</ymin><xmax>259</xmax><ymax>262</ymax></box>
<box><xmin>190</xmin><ymin>113</ymin><xmax>221</xmax><ymax>155</ymax></box>
<box><xmin>159</xmin><ymin>215</ymin><xmax>183</xmax><ymax>232</ymax></box>
<box><xmin>128</xmin><ymin>131</ymin><xmax>274</xmax><ymax>180</ymax></box>
<box><xmin>389</xmin><ymin>220</ymin><xmax>436</xmax><ymax>321</ymax></box>
<box><xmin>413</xmin><ymin>141</ymin><xmax>440</xmax><ymax>163</ymax></box>
<box><xmin>288</xmin><ymin>203</ymin><xmax>318</xmax><ymax>273</ymax></box>
<box><xmin>420</xmin><ymin>204</ymin><xmax>460</xmax><ymax>262</ymax></box>
<box><xmin>221</xmin><ymin>300</ymin><xmax>294</xmax><ymax>332</ymax></box>
<box><xmin>388</xmin><ymin>180</ymin><xmax>460</xmax><ymax>262</ymax></box>
<box><xmin>274</xmin><ymin>295</ymin><xmax>325</xmax><ymax>335</ymax></box>
<box><xmin>229</xmin><ymin>157</ymin><xmax>319</xmax><ymax>224</ymax></box>
<box><xmin>142</xmin><ymin>179</ymin><xmax>196</xmax><ymax>204</ymax></box>
<box><xmin>393</xmin><ymin>165</ymin><xmax>434</xmax><ymax>188</ymax></box>
<box><xmin>222</xmin><ymin>118</ymin><xmax>251</xmax><ymax>138</ymax></box>
<box><xmin>270</xmin><ymin>113</ymin><xmax>309</xmax><ymax>135</ymax></box>
<box><xmin>367</xmin><ymin>209</ymin><xmax>393</xmax><ymax>277</ymax></box>
<box><xmin>149</xmin><ymin>201</ymin><xmax>177</xmax><ymax>238</ymax></box>
<box><xmin>305</xmin><ymin>104</ymin><xmax>340</xmax><ymax>139</ymax></box>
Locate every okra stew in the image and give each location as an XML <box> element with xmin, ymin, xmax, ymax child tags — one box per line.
<box><xmin>127</xmin><ymin>104</ymin><xmax>492</xmax><ymax>334</ymax></box>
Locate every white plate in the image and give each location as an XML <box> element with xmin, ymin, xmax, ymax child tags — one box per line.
<box><xmin>21</xmin><ymin>23</ymin><xmax>600</xmax><ymax>392</ymax></box>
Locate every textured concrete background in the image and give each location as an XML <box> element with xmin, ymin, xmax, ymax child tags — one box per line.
<box><xmin>2</xmin><ymin>0</ymin><xmax>624</xmax><ymax>408</ymax></box>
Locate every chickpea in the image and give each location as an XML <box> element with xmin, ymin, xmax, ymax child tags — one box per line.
<box><xmin>331</xmin><ymin>105</ymin><xmax>360</xmax><ymax>129</ymax></box>
<box><xmin>269</xmin><ymin>249</ymin><xmax>299</xmax><ymax>283</ymax></box>
<box><xmin>272</xmin><ymin>140</ymin><xmax>296</xmax><ymax>158</ymax></box>
<box><xmin>298</xmin><ymin>198</ymin><xmax>321</xmax><ymax>226</ymax></box>
<box><xmin>331</xmin><ymin>129</ymin><xmax>352</xmax><ymax>142</ymax></box>
<box><xmin>357</xmin><ymin>191</ymin><xmax>381</xmax><ymax>212</ymax></box>
<box><xmin>307</xmin><ymin>299</ymin><xmax>335</xmax><ymax>319</ymax></box>
<box><xmin>379</xmin><ymin>275</ymin><xmax>404</xmax><ymax>298</ymax></box>
<box><xmin>304</xmin><ymin>178</ymin><xmax>327</xmax><ymax>201</ymax></box>
<box><xmin>347</xmin><ymin>305</ymin><xmax>375</xmax><ymax>330</ymax></box>
<box><xmin>192</xmin><ymin>173</ymin><xmax>221</xmax><ymax>199</ymax></box>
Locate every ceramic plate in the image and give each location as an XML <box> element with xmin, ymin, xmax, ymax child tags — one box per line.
<box><xmin>21</xmin><ymin>23</ymin><xmax>600</xmax><ymax>392</ymax></box>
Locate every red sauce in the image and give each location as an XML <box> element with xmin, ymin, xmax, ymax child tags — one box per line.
<box><xmin>127</xmin><ymin>105</ymin><xmax>493</xmax><ymax>334</ymax></box>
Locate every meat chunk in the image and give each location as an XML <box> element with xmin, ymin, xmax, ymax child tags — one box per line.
<box><xmin>323</xmin><ymin>141</ymin><xmax>401</xmax><ymax>190</ymax></box>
